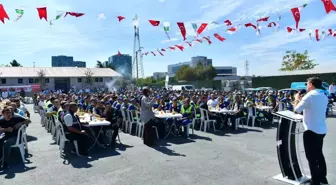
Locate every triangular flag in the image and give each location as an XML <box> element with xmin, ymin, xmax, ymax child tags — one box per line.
<box><xmin>214</xmin><ymin>33</ymin><xmax>226</xmax><ymax>41</ymax></box>
<box><xmin>98</xmin><ymin>13</ymin><xmax>106</xmax><ymax>20</ymax></box>
<box><xmin>151</xmin><ymin>51</ymin><xmax>156</xmax><ymax>56</ymax></box>
<box><xmin>175</xmin><ymin>45</ymin><xmax>184</xmax><ymax>51</ymax></box>
<box><xmin>227</xmin><ymin>27</ymin><xmax>237</xmax><ymax>34</ymax></box>
<box><xmin>118</xmin><ymin>51</ymin><xmax>122</xmax><ymax>56</ymax></box>
<box><xmin>224</xmin><ymin>20</ymin><xmax>232</xmax><ymax>26</ymax></box>
<box><xmin>168</xmin><ymin>46</ymin><xmax>175</xmax><ymax>50</ymax></box>
<box><xmin>287</xmin><ymin>27</ymin><xmax>294</xmax><ymax>33</ymax></box>
<box><xmin>157</xmin><ymin>49</ymin><xmax>164</xmax><ymax>56</ymax></box>
<box><xmin>194</xmin><ymin>39</ymin><xmax>203</xmax><ymax>43</ymax></box>
<box><xmin>321</xmin><ymin>0</ymin><xmax>336</xmax><ymax>13</ymax></box>
<box><xmin>37</xmin><ymin>7</ymin><xmax>48</xmax><ymax>21</ymax></box>
<box><xmin>163</xmin><ymin>22</ymin><xmax>171</xmax><ymax>41</ymax></box>
<box><xmin>197</xmin><ymin>23</ymin><xmax>208</xmax><ymax>35</ymax></box>
<box><xmin>132</xmin><ymin>14</ymin><xmax>139</xmax><ymax>27</ymax></box>
<box><xmin>316</xmin><ymin>29</ymin><xmax>320</xmax><ymax>41</ymax></box>
<box><xmin>185</xmin><ymin>41</ymin><xmax>192</xmax><ymax>46</ymax></box>
<box><xmin>149</xmin><ymin>20</ymin><xmax>160</xmax><ymax>26</ymax></box>
<box><xmin>0</xmin><ymin>4</ymin><xmax>9</xmax><ymax>24</ymax></box>
<box><xmin>267</xmin><ymin>22</ymin><xmax>276</xmax><ymax>27</ymax></box>
<box><xmin>291</xmin><ymin>4</ymin><xmax>307</xmax><ymax>29</ymax></box>
<box><xmin>65</xmin><ymin>12</ymin><xmax>84</xmax><ymax>18</ymax></box>
<box><xmin>203</xmin><ymin>37</ymin><xmax>212</xmax><ymax>44</ymax></box>
<box><xmin>14</xmin><ymin>8</ymin><xmax>24</xmax><ymax>22</ymax></box>
<box><xmin>177</xmin><ymin>22</ymin><xmax>187</xmax><ymax>40</ymax></box>
<box><xmin>257</xmin><ymin>16</ymin><xmax>270</xmax><ymax>22</ymax></box>
<box><xmin>191</xmin><ymin>23</ymin><xmax>198</xmax><ymax>34</ymax></box>
<box><xmin>117</xmin><ymin>16</ymin><xmax>125</xmax><ymax>22</ymax></box>
<box><xmin>50</xmin><ymin>12</ymin><xmax>64</xmax><ymax>25</ymax></box>
<box><xmin>161</xmin><ymin>49</ymin><xmax>166</xmax><ymax>52</ymax></box>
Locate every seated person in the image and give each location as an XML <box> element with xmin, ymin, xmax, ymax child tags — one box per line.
<box><xmin>216</xmin><ymin>96</ymin><xmax>226</xmax><ymax>109</ymax></box>
<box><xmin>169</xmin><ymin>98</ymin><xmax>181</xmax><ymax>113</ymax></box>
<box><xmin>179</xmin><ymin>98</ymin><xmax>194</xmax><ymax>136</ymax></box>
<box><xmin>92</xmin><ymin>101</ymin><xmax>105</xmax><ymax>117</ymax></box>
<box><xmin>225</xmin><ymin>95</ymin><xmax>245</xmax><ymax>129</ymax></box>
<box><xmin>199</xmin><ymin>95</ymin><xmax>222</xmax><ymax>129</ymax></box>
<box><xmin>63</xmin><ymin>102</ymin><xmax>89</xmax><ymax>156</ymax></box>
<box><xmin>103</xmin><ymin>103</ymin><xmax>119</xmax><ymax>147</ymax></box>
<box><xmin>0</xmin><ymin>106</ymin><xmax>31</xmax><ymax>169</ymax></box>
<box><xmin>58</xmin><ymin>101</ymin><xmax>69</xmax><ymax>123</ymax></box>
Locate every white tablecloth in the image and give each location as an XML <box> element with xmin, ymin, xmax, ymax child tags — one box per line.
<box><xmin>257</xmin><ymin>106</ymin><xmax>273</xmax><ymax>111</ymax></box>
<box><xmin>210</xmin><ymin>109</ymin><xmax>235</xmax><ymax>114</ymax></box>
<box><xmin>155</xmin><ymin>113</ymin><xmax>182</xmax><ymax>119</ymax></box>
<box><xmin>80</xmin><ymin>119</ymin><xmax>111</xmax><ymax>127</ymax></box>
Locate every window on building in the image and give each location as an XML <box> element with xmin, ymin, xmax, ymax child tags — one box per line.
<box><xmin>1</xmin><ymin>79</ymin><xmax>6</xmax><ymax>84</ymax></box>
<box><xmin>34</xmin><ymin>78</ymin><xmax>39</xmax><ymax>83</ymax></box>
<box><xmin>215</xmin><ymin>69</ymin><xmax>233</xmax><ymax>74</ymax></box>
<box><xmin>99</xmin><ymin>78</ymin><xmax>103</xmax><ymax>82</ymax></box>
<box><xmin>29</xmin><ymin>78</ymin><xmax>34</xmax><ymax>84</ymax></box>
<box><xmin>18</xmin><ymin>78</ymin><xmax>23</xmax><ymax>84</ymax></box>
<box><xmin>45</xmin><ymin>78</ymin><xmax>49</xmax><ymax>83</ymax></box>
<box><xmin>78</xmin><ymin>78</ymin><xmax>82</xmax><ymax>83</ymax></box>
<box><xmin>95</xmin><ymin>78</ymin><xmax>99</xmax><ymax>82</ymax></box>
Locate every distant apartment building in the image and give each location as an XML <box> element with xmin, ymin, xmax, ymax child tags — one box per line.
<box><xmin>51</xmin><ymin>55</ymin><xmax>86</xmax><ymax>67</ymax></box>
<box><xmin>153</xmin><ymin>72</ymin><xmax>168</xmax><ymax>80</ymax></box>
<box><xmin>108</xmin><ymin>54</ymin><xmax>132</xmax><ymax>78</ymax></box>
<box><xmin>167</xmin><ymin>56</ymin><xmax>213</xmax><ymax>77</ymax></box>
<box><xmin>213</xmin><ymin>66</ymin><xmax>238</xmax><ymax>80</ymax></box>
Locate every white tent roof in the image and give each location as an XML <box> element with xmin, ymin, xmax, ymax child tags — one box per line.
<box><xmin>0</xmin><ymin>67</ymin><xmax>121</xmax><ymax>78</ymax></box>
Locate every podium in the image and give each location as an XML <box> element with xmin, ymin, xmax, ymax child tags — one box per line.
<box><xmin>272</xmin><ymin>111</ymin><xmax>310</xmax><ymax>185</ymax></box>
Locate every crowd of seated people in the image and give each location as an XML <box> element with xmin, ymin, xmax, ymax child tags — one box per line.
<box><xmin>0</xmin><ymin>98</ymin><xmax>31</xmax><ymax>170</ymax></box>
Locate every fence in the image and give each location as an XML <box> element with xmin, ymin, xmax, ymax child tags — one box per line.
<box><xmin>252</xmin><ymin>73</ymin><xmax>336</xmax><ymax>89</ymax></box>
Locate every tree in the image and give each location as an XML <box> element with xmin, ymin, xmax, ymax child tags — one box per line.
<box><xmin>84</xmin><ymin>69</ymin><xmax>94</xmax><ymax>89</ymax></box>
<box><xmin>96</xmin><ymin>61</ymin><xmax>104</xmax><ymax>68</ymax></box>
<box><xmin>280</xmin><ymin>50</ymin><xmax>318</xmax><ymax>71</ymax></box>
<box><xmin>37</xmin><ymin>69</ymin><xmax>47</xmax><ymax>90</ymax></box>
<box><xmin>10</xmin><ymin>59</ymin><xmax>22</xmax><ymax>67</ymax></box>
<box><xmin>175</xmin><ymin>63</ymin><xmax>217</xmax><ymax>81</ymax></box>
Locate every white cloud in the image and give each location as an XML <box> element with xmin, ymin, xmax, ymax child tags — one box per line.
<box><xmin>199</xmin><ymin>0</ymin><xmax>244</xmax><ymax>22</ymax></box>
<box><xmin>161</xmin><ymin>37</ymin><xmax>180</xmax><ymax>43</ymax></box>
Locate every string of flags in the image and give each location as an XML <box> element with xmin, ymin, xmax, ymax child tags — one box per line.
<box><xmin>0</xmin><ymin>1</ymin><xmax>336</xmax><ymax>58</ymax></box>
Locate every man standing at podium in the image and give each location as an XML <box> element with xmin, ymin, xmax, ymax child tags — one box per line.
<box><xmin>294</xmin><ymin>77</ymin><xmax>329</xmax><ymax>185</ymax></box>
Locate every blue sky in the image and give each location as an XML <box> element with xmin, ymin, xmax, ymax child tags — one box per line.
<box><xmin>0</xmin><ymin>0</ymin><xmax>335</xmax><ymax>77</ymax></box>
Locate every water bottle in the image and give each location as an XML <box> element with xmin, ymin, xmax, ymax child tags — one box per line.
<box><xmin>90</xmin><ymin>115</ymin><xmax>93</xmax><ymax>121</ymax></box>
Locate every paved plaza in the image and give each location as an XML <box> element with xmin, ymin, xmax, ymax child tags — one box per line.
<box><xmin>0</xmin><ymin>105</ymin><xmax>335</xmax><ymax>185</ymax></box>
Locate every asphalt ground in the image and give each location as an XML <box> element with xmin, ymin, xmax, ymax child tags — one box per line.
<box><xmin>0</xmin><ymin>105</ymin><xmax>334</xmax><ymax>185</ymax></box>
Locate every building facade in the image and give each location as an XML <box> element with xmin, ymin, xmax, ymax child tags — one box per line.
<box><xmin>190</xmin><ymin>56</ymin><xmax>212</xmax><ymax>67</ymax></box>
<box><xmin>108</xmin><ymin>54</ymin><xmax>132</xmax><ymax>78</ymax></box>
<box><xmin>51</xmin><ymin>55</ymin><xmax>86</xmax><ymax>67</ymax></box>
<box><xmin>153</xmin><ymin>72</ymin><xmax>168</xmax><ymax>80</ymax></box>
<box><xmin>213</xmin><ymin>66</ymin><xmax>238</xmax><ymax>80</ymax></box>
<box><xmin>167</xmin><ymin>56</ymin><xmax>213</xmax><ymax>77</ymax></box>
<box><xmin>0</xmin><ymin>67</ymin><xmax>121</xmax><ymax>92</ymax></box>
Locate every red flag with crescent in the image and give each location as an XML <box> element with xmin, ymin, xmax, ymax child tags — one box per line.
<box><xmin>177</xmin><ymin>22</ymin><xmax>187</xmax><ymax>40</ymax></box>
<box><xmin>291</xmin><ymin>7</ymin><xmax>300</xmax><ymax>29</ymax></box>
<box><xmin>197</xmin><ymin>23</ymin><xmax>208</xmax><ymax>35</ymax></box>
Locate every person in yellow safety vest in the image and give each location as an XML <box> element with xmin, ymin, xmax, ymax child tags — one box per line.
<box><xmin>180</xmin><ymin>98</ymin><xmax>194</xmax><ymax>137</ymax></box>
<box><xmin>45</xmin><ymin>97</ymin><xmax>55</xmax><ymax>110</ymax></box>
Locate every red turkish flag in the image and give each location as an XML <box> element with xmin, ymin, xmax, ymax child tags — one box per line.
<box><xmin>321</xmin><ymin>0</ymin><xmax>336</xmax><ymax>13</ymax></box>
<box><xmin>157</xmin><ymin>49</ymin><xmax>164</xmax><ymax>56</ymax></box>
<box><xmin>118</xmin><ymin>51</ymin><xmax>122</xmax><ymax>56</ymax></box>
<box><xmin>177</xmin><ymin>22</ymin><xmax>187</xmax><ymax>40</ymax></box>
<box><xmin>0</xmin><ymin>4</ymin><xmax>10</xmax><ymax>24</ymax></box>
<box><xmin>175</xmin><ymin>45</ymin><xmax>184</xmax><ymax>51</ymax></box>
<box><xmin>197</xmin><ymin>23</ymin><xmax>208</xmax><ymax>35</ymax></box>
<box><xmin>316</xmin><ymin>29</ymin><xmax>320</xmax><ymax>41</ymax></box>
<box><xmin>203</xmin><ymin>37</ymin><xmax>212</xmax><ymax>44</ymax></box>
<box><xmin>195</xmin><ymin>39</ymin><xmax>202</xmax><ymax>43</ymax></box>
<box><xmin>149</xmin><ymin>20</ymin><xmax>160</xmax><ymax>26</ymax></box>
<box><xmin>161</xmin><ymin>49</ymin><xmax>166</xmax><ymax>52</ymax></box>
<box><xmin>287</xmin><ymin>27</ymin><xmax>294</xmax><ymax>33</ymax></box>
<box><xmin>328</xmin><ymin>29</ymin><xmax>333</xmax><ymax>36</ymax></box>
<box><xmin>117</xmin><ymin>16</ymin><xmax>125</xmax><ymax>22</ymax></box>
<box><xmin>245</xmin><ymin>23</ymin><xmax>257</xmax><ymax>30</ymax></box>
<box><xmin>224</xmin><ymin>20</ymin><xmax>232</xmax><ymax>26</ymax></box>
<box><xmin>37</xmin><ymin>7</ymin><xmax>47</xmax><ymax>21</ymax></box>
<box><xmin>185</xmin><ymin>41</ymin><xmax>192</xmax><ymax>46</ymax></box>
<box><xmin>214</xmin><ymin>33</ymin><xmax>225</xmax><ymax>41</ymax></box>
<box><xmin>267</xmin><ymin>22</ymin><xmax>276</xmax><ymax>27</ymax></box>
<box><xmin>257</xmin><ymin>16</ymin><xmax>270</xmax><ymax>22</ymax></box>
<box><xmin>65</xmin><ymin>12</ymin><xmax>84</xmax><ymax>17</ymax></box>
<box><xmin>299</xmin><ymin>28</ymin><xmax>306</xmax><ymax>32</ymax></box>
<box><xmin>168</xmin><ymin>46</ymin><xmax>175</xmax><ymax>50</ymax></box>
<box><xmin>291</xmin><ymin>7</ymin><xmax>300</xmax><ymax>29</ymax></box>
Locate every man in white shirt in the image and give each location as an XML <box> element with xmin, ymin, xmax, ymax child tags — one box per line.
<box><xmin>1</xmin><ymin>90</ymin><xmax>8</xmax><ymax>99</ymax></box>
<box><xmin>294</xmin><ymin>77</ymin><xmax>329</xmax><ymax>185</ymax></box>
<box><xmin>329</xmin><ymin>82</ymin><xmax>335</xmax><ymax>101</ymax></box>
<box><xmin>207</xmin><ymin>94</ymin><xmax>218</xmax><ymax>109</ymax></box>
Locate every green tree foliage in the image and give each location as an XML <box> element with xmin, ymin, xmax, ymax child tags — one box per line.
<box><xmin>96</xmin><ymin>60</ymin><xmax>115</xmax><ymax>70</ymax></box>
<box><xmin>176</xmin><ymin>63</ymin><xmax>217</xmax><ymax>81</ymax></box>
<box><xmin>280</xmin><ymin>50</ymin><xmax>318</xmax><ymax>71</ymax></box>
<box><xmin>135</xmin><ymin>77</ymin><xmax>165</xmax><ymax>87</ymax></box>
<box><xmin>10</xmin><ymin>59</ymin><xmax>22</xmax><ymax>67</ymax></box>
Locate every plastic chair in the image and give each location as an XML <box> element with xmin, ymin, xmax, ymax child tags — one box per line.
<box><xmin>127</xmin><ymin>110</ymin><xmax>138</xmax><ymax>134</ymax></box>
<box><xmin>199</xmin><ymin>108</ymin><xmax>217</xmax><ymax>132</ymax></box>
<box><xmin>247</xmin><ymin>107</ymin><xmax>257</xmax><ymax>127</ymax></box>
<box><xmin>120</xmin><ymin>109</ymin><xmax>128</xmax><ymax>132</ymax></box>
<box><xmin>58</xmin><ymin>123</ymin><xmax>80</xmax><ymax>157</ymax></box>
<box><xmin>10</xmin><ymin>125</ymin><xmax>28</xmax><ymax>162</ymax></box>
<box><xmin>135</xmin><ymin>111</ymin><xmax>145</xmax><ymax>137</ymax></box>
